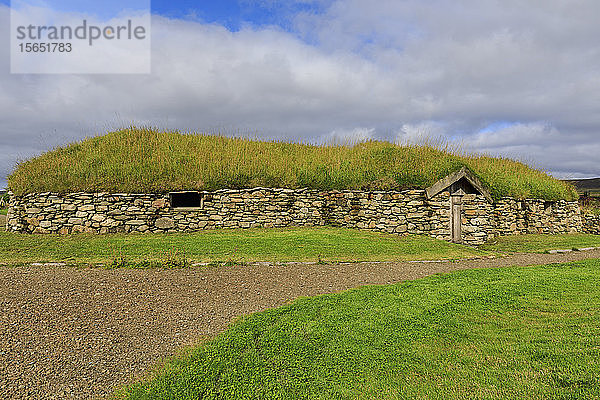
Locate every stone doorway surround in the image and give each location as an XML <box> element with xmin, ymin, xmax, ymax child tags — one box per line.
<box><xmin>426</xmin><ymin>167</ymin><xmax>493</xmax><ymax>244</ymax></box>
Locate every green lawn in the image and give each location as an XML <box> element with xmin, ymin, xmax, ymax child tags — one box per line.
<box><xmin>3</xmin><ymin>228</ymin><xmax>600</xmax><ymax>266</ymax></box>
<box><xmin>117</xmin><ymin>260</ymin><xmax>600</xmax><ymax>400</ymax></box>
<box><xmin>481</xmin><ymin>233</ymin><xmax>600</xmax><ymax>253</ymax></box>
<box><xmin>0</xmin><ymin>227</ymin><xmax>487</xmax><ymax>265</ymax></box>
<box><xmin>0</xmin><ymin>208</ymin><xmax>6</xmax><ymax>215</ymax></box>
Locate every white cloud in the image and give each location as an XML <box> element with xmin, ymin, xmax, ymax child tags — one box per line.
<box><xmin>395</xmin><ymin>122</ymin><xmax>448</xmax><ymax>144</ymax></box>
<box><xmin>323</xmin><ymin>127</ymin><xmax>375</xmax><ymax>143</ymax></box>
<box><xmin>2</xmin><ymin>1</ymin><xmax>600</xmax><ymax>189</ymax></box>
<box><xmin>471</xmin><ymin>123</ymin><xmax>561</xmax><ymax>149</ymax></box>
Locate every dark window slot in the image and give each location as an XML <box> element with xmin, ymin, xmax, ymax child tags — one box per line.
<box><xmin>170</xmin><ymin>192</ymin><xmax>202</xmax><ymax>208</ymax></box>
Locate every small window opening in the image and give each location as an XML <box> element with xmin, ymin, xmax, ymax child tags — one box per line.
<box><xmin>170</xmin><ymin>191</ymin><xmax>202</xmax><ymax>208</ymax></box>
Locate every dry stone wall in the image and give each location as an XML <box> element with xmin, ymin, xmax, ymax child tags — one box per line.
<box><xmin>6</xmin><ymin>188</ymin><xmax>586</xmax><ymax>245</ymax></box>
<box><xmin>491</xmin><ymin>198</ymin><xmax>581</xmax><ymax>236</ymax></box>
<box><xmin>582</xmin><ymin>214</ymin><xmax>600</xmax><ymax>235</ymax></box>
<box><xmin>460</xmin><ymin>194</ymin><xmax>495</xmax><ymax>246</ymax></box>
<box><xmin>6</xmin><ymin>189</ymin><xmax>451</xmax><ymax>238</ymax></box>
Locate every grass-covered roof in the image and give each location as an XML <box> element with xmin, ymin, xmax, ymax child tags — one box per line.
<box><xmin>8</xmin><ymin>127</ymin><xmax>577</xmax><ymax>201</ymax></box>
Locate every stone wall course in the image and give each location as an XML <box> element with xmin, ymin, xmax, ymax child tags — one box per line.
<box><xmin>582</xmin><ymin>214</ymin><xmax>600</xmax><ymax>235</ymax></box>
<box><xmin>6</xmin><ymin>188</ymin><xmax>590</xmax><ymax>245</ymax></box>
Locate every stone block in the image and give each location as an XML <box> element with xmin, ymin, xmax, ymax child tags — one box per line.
<box><xmin>407</xmin><ymin>212</ymin><xmax>425</xmax><ymax>219</ymax></box>
<box><xmin>26</xmin><ymin>217</ymin><xmax>40</xmax><ymax>226</ymax></box>
<box><xmin>155</xmin><ymin>217</ymin><xmax>175</xmax><ymax>229</ymax></box>
<box><xmin>151</xmin><ymin>199</ymin><xmax>166</xmax><ymax>208</ymax></box>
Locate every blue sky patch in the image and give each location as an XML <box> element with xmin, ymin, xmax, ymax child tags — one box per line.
<box><xmin>4</xmin><ymin>0</ymin><xmax>329</xmax><ymax>31</ymax></box>
<box><xmin>151</xmin><ymin>0</ymin><xmax>328</xmax><ymax>32</ymax></box>
<box><xmin>478</xmin><ymin>121</ymin><xmax>518</xmax><ymax>134</ymax></box>
<box><xmin>9</xmin><ymin>0</ymin><xmax>150</xmax><ymax>20</ymax></box>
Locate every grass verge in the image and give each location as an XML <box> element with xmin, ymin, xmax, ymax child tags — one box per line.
<box><xmin>481</xmin><ymin>233</ymin><xmax>600</xmax><ymax>253</ymax></box>
<box><xmin>0</xmin><ymin>208</ymin><xmax>6</xmax><ymax>215</ymax></box>
<box><xmin>116</xmin><ymin>260</ymin><xmax>600</xmax><ymax>399</ymax></box>
<box><xmin>0</xmin><ymin>227</ymin><xmax>487</xmax><ymax>265</ymax></box>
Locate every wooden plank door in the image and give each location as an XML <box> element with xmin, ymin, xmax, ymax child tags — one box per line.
<box><xmin>451</xmin><ymin>195</ymin><xmax>462</xmax><ymax>243</ymax></box>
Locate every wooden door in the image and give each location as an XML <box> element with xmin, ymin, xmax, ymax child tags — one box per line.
<box><xmin>451</xmin><ymin>195</ymin><xmax>462</xmax><ymax>243</ymax></box>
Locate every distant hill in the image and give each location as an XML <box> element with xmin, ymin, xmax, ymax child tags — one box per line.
<box><xmin>564</xmin><ymin>178</ymin><xmax>600</xmax><ymax>192</ymax></box>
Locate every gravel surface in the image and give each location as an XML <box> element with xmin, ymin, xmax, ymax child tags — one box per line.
<box><xmin>2</xmin><ymin>249</ymin><xmax>600</xmax><ymax>399</ymax></box>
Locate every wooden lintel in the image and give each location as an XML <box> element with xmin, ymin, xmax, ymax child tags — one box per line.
<box><xmin>425</xmin><ymin>166</ymin><xmax>493</xmax><ymax>202</ymax></box>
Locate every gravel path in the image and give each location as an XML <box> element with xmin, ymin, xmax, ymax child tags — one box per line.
<box><xmin>2</xmin><ymin>250</ymin><xmax>600</xmax><ymax>399</ymax></box>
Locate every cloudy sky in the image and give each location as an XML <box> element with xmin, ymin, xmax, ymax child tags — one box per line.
<box><xmin>1</xmin><ymin>0</ymin><xmax>600</xmax><ymax>189</ymax></box>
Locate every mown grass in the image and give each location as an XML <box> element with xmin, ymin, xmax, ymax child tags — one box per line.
<box><xmin>481</xmin><ymin>233</ymin><xmax>600</xmax><ymax>253</ymax></box>
<box><xmin>116</xmin><ymin>260</ymin><xmax>600</xmax><ymax>400</ymax></box>
<box><xmin>8</xmin><ymin>127</ymin><xmax>577</xmax><ymax>200</ymax></box>
<box><xmin>0</xmin><ymin>227</ymin><xmax>487</xmax><ymax>265</ymax></box>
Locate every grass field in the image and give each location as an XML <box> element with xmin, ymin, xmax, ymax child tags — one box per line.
<box><xmin>481</xmin><ymin>233</ymin><xmax>600</xmax><ymax>253</ymax></box>
<box><xmin>3</xmin><ymin>229</ymin><xmax>600</xmax><ymax>266</ymax></box>
<box><xmin>116</xmin><ymin>260</ymin><xmax>600</xmax><ymax>399</ymax></box>
<box><xmin>0</xmin><ymin>208</ymin><xmax>6</xmax><ymax>215</ymax></box>
<box><xmin>0</xmin><ymin>227</ymin><xmax>488</xmax><ymax>265</ymax></box>
<box><xmin>8</xmin><ymin>127</ymin><xmax>577</xmax><ymax>200</ymax></box>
